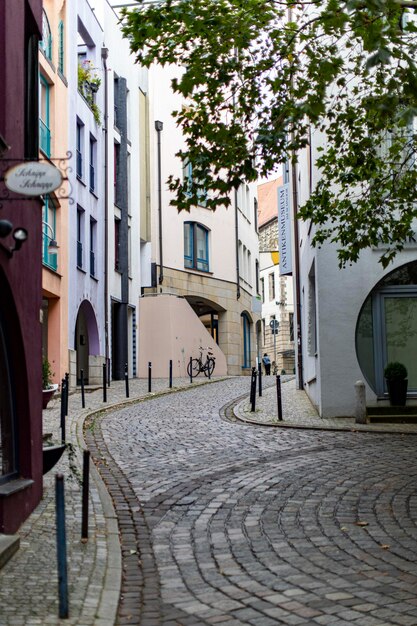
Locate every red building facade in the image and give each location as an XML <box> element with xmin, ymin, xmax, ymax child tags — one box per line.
<box><xmin>0</xmin><ymin>0</ymin><xmax>43</xmax><ymax>533</ymax></box>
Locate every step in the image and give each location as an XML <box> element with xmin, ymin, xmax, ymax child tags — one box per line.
<box><xmin>368</xmin><ymin>414</ymin><xmax>417</xmax><ymax>424</ymax></box>
<box><xmin>367</xmin><ymin>405</ymin><xmax>417</xmax><ymax>416</ymax></box>
<box><xmin>0</xmin><ymin>534</ymin><xmax>20</xmax><ymax>570</ymax></box>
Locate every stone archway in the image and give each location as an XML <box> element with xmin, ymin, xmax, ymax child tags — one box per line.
<box><xmin>74</xmin><ymin>300</ymin><xmax>100</xmax><ymax>385</ymax></box>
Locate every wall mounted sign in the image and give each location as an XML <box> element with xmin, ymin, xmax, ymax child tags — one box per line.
<box><xmin>4</xmin><ymin>161</ymin><xmax>63</xmax><ymax>196</ymax></box>
<box><xmin>277</xmin><ymin>183</ymin><xmax>293</xmax><ymax>276</ymax></box>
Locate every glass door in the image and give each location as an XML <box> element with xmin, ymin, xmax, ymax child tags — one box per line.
<box><xmin>374</xmin><ymin>287</ymin><xmax>417</xmax><ymax>394</ymax></box>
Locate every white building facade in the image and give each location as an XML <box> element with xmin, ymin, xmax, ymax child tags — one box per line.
<box><xmin>291</xmin><ymin>135</ymin><xmax>417</xmax><ymax>417</ymax></box>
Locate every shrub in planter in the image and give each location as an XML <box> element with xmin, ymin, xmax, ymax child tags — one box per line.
<box><xmin>42</xmin><ymin>357</ymin><xmax>57</xmax><ymax>409</ymax></box>
<box><xmin>384</xmin><ymin>361</ymin><xmax>408</xmax><ymax>406</ymax></box>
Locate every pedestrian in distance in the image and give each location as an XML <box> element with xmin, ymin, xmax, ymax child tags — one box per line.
<box><xmin>262</xmin><ymin>353</ymin><xmax>271</xmax><ymax>375</ymax></box>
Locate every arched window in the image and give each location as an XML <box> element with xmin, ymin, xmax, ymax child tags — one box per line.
<box><xmin>241</xmin><ymin>312</ymin><xmax>252</xmax><ymax>369</ymax></box>
<box><xmin>40</xmin><ymin>10</ymin><xmax>52</xmax><ymax>60</ymax></box>
<box><xmin>184</xmin><ymin>222</ymin><xmax>209</xmax><ymax>272</ymax></box>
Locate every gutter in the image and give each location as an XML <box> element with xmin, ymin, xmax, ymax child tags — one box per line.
<box><xmin>155</xmin><ymin>120</ymin><xmax>163</xmax><ymax>285</ymax></box>
<box><xmin>101</xmin><ymin>47</ymin><xmax>109</xmax><ymax>380</ymax></box>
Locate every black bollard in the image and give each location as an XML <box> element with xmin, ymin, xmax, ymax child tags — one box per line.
<box><xmin>60</xmin><ymin>378</ymin><xmax>66</xmax><ymax>444</ymax></box>
<box><xmin>189</xmin><ymin>356</ymin><xmax>193</xmax><ymax>383</ymax></box>
<box><xmin>148</xmin><ymin>361</ymin><xmax>152</xmax><ymax>393</ymax></box>
<box><xmin>55</xmin><ymin>474</ymin><xmax>69</xmax><ymax>619</ymax></box>
<box><xmin>276</xmin><ymin>374</ymin><xmax>283</xmax><ymax>421</ymax></box>
<box><xmin>258</xmin><ymin>362</ymin><xmax>262</xmax><ymax>397</ymax></box>
<box><xmin>80</xmin><ymin>369</ymin><xmax>85</xmax><ymax>409</ymax></box>
<box><xmin>81</xmin><ymin>450</ymin><xmax>90</xmax><ymax>541</ymax></box>
<box><xmin>169</xmin><ymin>359</ymin><xmax>173</xmax><ymax>388</ymax></box>
<box><xmin>102</xmin><ymin>363</ymin><xmax>107</xmax><ymax>403</ymax></box>
<box><xmin>64</xmin><ymin>372</ymin><xmax>69</xmax><ymax>416</ymax></box>
<box><xmin>250</xmin><ymin>367</ymin><xmax>257</xmax><ymax>412</ymax></box>
<box><xmin>125</xmin><ymin>363</ymin><xmax>129</xmax><ymax>398</ymax></box>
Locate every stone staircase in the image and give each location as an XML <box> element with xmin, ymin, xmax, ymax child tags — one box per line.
<box><xmin>367</xmin><ymin>404</ymin><xmax>417</xmax><ymax>423</ymax></box>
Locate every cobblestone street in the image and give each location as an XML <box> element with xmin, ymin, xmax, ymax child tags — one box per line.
<box><xmin>89</xmin><ymin>377</ymin><xmax>417</xmax><ymax>626</ymax></box>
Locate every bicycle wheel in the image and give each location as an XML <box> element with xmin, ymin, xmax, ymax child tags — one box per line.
<box><xmin>204</xmin><ymin>358</ymin><xmax>215</xmax><ymax>377</ymax></box>
<box><xmin>187</xmin><ymin>358</ymin><xmax>200</xmax><ymax>377</ymax></box>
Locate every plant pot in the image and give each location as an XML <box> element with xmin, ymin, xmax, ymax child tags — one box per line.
<box><xmin>42</xmin><ymin>383</ymin><xmax>58</xmax><ymax>409</ymax></box>
<box><xmin>386</xmin><ymin>378</ymin><xmax>408</xmax><ymax>407</ymax></box>
<box><xmin>43</xmin><ymin>444</ymin><xmax>66</xmax><ymax>474</ymax></box>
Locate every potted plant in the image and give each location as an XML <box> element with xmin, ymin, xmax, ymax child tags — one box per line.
<box><xmin>384</xmin><ymin>361</ymin><xmax>408</xmax><ymax>406</ymax></box>
<box><xmin>42</xmin><ymin>357</ymin><xmax>58</xmax><ymax>409</ymax></box>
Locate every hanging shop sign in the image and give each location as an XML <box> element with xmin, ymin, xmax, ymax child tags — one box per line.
<box><xmin>4</xmin><ymin>161</ymin><xmax>63</xmax><ymax>196</ymax></box>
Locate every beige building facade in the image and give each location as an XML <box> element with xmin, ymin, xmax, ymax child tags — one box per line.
<box><xmin>139</xmin><ymin>64</ymin><xmax>261</xmax><ymax>376</ymax></box>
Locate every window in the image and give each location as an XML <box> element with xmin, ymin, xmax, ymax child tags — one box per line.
<box><xmin>58</xmin><ymin>20</ymin><xmax>65</xmax><ymax>74</ymax></box>
<box><xmin>184</xmin><ymin>222</ymin><xmax>209</xmax><ymax>272</ymax></box>
<box><xmin>289</xmin><ymin>312</ymin><xmax>294</xmax><ymax>342</ymax></box>
<box><xmin>42</xmin><ymin>195</ymin><xmax>57</xmax><ymax>271</ymax></box>
<box><xmin>39</xmin><ymin>76</ymin><xmax>51</xmax><ymax>157</ymax></box>
<box><xmin>254</xmin><ymin>198</ymin><xmax>259</xmax><ymax>233</ymax></box>
<box><xmin>114</xmin><ymin>218</ymin><xmax>121</xmax><ymax>270</ymax></box>
<box><xmin>77</xmin><ymin>208</ymin><xmax>84</xmax><ymax>269</ymax></box>
<box><xmin>114</xmin><ymin>77</ymin><xmax>120</xmax><ymax>128</ymax></box>
<box><xmin>89</xmin><ymin>135</ymin><xmax>96</xmax><ymax>193</ymax></box>
<box><xmin>255</xmin><ymin>260</ymin><xmax>260</xmax><ymax>294</ymax></box>
<box><xmin>183</xmin><ymin>161</ymin><xmax>207</xmax><ymax>206</ymax></box>
<box><xmin>308</xmin><ymin>263</ymin><xmax>317</xmax><ymax>355</ymax></box>
<box><xmin>260</xmin><ymin>277</ymin><xmax>265</xmax><ymax>303</ymax></box>
<box><xmin>76</xmin><ymin>121</ymin><xmax>83</xmax><ymax>179</ymax></box>
<box><xmin>90</xmin><ymin>218</ymin><xmax>96</xmax><ymax>277</ymax></box>
<box><xmin>40</xmin><ymin>10</ymin><xmax>52</xmax><ymax>60</ymax></box>
<box><xmin>262</xmin><ymin>318</ymin><xmax>266</xmax><ymax>343</ymax></box>
<box><xmin>268</xmin><ymin>273</ymin><xmax>275</xmax><ymax>301</ymax></box>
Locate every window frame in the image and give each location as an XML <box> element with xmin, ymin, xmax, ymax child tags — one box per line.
<box><xmin>184</xmin><ymin>221</ymin><xmax>210</xmax><ymax>272</ymax></box>
<box><xmin>39</xmin><ymin>75</ymin><xmax>51</xmax><ymax>157</ymax></box>
<box><xmin>40</xmin><ymin>10</ymin><xmax>52</xmax><ymax>60</ymax></box>
<box><xmin>58</xmin><ymin>20</ymin><xmax>65</xmax><ymax>75</ymax></box>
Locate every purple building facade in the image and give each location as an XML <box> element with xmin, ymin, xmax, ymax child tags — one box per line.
<box><xmin>0</xmin><ymin>0</ymin><xmax>43</xmax><ymax>533</ymax></box>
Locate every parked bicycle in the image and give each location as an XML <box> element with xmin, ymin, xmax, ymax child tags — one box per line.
<box><xmin>187</xmin><ymin>346</ymin><xmax>216</xmax><ymax>378</ymax></box>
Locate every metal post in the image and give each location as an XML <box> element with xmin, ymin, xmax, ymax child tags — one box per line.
<box><xmin>55</xmin><ymin>474</ymin><xmax>69</xmax><ymax>619</ymax></box>
<box><xmin>107</xmin><ymin>358</ymin><xmax>111</xmax><ymax>387</ymax></box>
<box><xmin>148</xmin><ymin>362</ymin><xmax>152</xmax><ymax>393</ymax></box>
<box><xmin>81</xmin><ymin>451</ymin><xmax>90</xmax><ymax>541</ymax></box>
<box><xmin>80</xmin><ymin>369</ymin><xmax>85</xmax><ymax>409</ymax></box>
<box><xmin>189</xmin><ymin>356</ymin><xmax>193</xmax><ymax>383</ymax></box>
<box><xmin>258</xmin><ymin>362</ymin><xmax>262</xmax><ymax>397</ymax></box>
<box><xmin>169</xmin><ymin>359</ymin><xmax>172</xmax><ymax>388</ymax></box>
<box><xmin>250</xmin><ymin>367</ymin><xmax>257</xmax><ymax>412</ymax></box>
<box><xmin>102</xmin><ymin>363</ymin><xmax>107</xmax><ymax>403</ymax></box>
<box><xmin>273</xmin><ymin>328</ymin><xmax>277</xmax><ymax>375</ymax></box>
<box><xmin>125</xmin><ymin>363</ymin><xmax>129</xmax><ymax>398</ymax></box>
<box><xmin>64</xmin><ymin>372</ymin><xmax>69</xmax><ymax>416</ymax></box>
<box><xmin>276</xmin><ymin>374</ymin><xmax>283</xmax><ymax>421</ymax></box>
<box><xmin>60</xmin><ymin>378</ymin><xmax>66</xmax><ymax>444</ymax></box>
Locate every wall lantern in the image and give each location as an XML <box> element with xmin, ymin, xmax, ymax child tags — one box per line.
<box><xmin>42</xmin><ymin>221</ymin><xmax>59</xmax><ymax>253</ymax></box>
<box><xmin>0</xmin><ymin>219</ymin><xmax>28</xmax><ymax>257</ymax></box>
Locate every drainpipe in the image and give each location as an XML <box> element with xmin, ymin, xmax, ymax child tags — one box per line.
<box><xmin>235</xmin><ymin>188</ymin><xmax>241</xmax><ymax>300</ymax></box>
<box><xmin>101</xmin><ymin>47</ymin><xmax>109</xmax><ymax>378</ymax></box>
<box><xmin>155</xmin><ymin>121</ymin><xmax>163</xmax><ymax>285</ymax></box>
<box><xmin>288</xmin><ymin>6</ymin><xmax>304</xmax><ymax>391</ymax></box>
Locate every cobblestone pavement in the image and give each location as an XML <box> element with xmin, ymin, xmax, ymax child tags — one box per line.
<box><xmin>0</xmin><ymin>376</ymin><xmax>227</xmax><ymax>626</ymax></box>
<box><xmin>2</xmin><ymin>376</ymin><xmax>417</xmax><ymax>626</ymax></box>
<box><xmin>89</xmin><ymin>377</ymin><xmax>417</xmax><ymax>626</ymax></box>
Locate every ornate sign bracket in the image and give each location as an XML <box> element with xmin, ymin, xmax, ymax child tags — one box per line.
<box><xmin>0</xmin><ymin>152</ymin><xmax>74</xmax><ymax>209</ymax></box>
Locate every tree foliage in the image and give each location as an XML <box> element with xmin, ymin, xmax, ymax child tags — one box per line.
<box><xmin>121</xmin><ymin>0</ymin><xmax>417</xmax><ymax>266</ymax></box>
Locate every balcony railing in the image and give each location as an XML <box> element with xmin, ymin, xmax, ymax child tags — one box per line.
<box><xmin>42</xmin><ymin>232</ymin><xmax>58</xmax><ymax>271</ymax></box>
<box><xmin>76</xmin><ymin>150</ymin><xmax>83</xmax><ymax>178</ymax></box>
<box><xmin>39</xmin><ymin>120</ymin><xmax>51</xmax><ymax>157</ymax></box>
<box><xmin>89</xmin><ymin>163</ymin><xmax>95</xmax><ymax>192</ymax></box>
<box><xmin>90</xmin><ymin>250</ymin><xmax>95</xmax><ymax>277</ymax></box>
<box><xmin>77</xmin><ymin>240</ymin><xmax>83</xmax><ymax>268</ymax></box>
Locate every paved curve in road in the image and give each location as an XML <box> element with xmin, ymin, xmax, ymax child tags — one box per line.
<box><xmin>86</xmin><ymin>377</ymin><xmax>417</xmax><ymax>626</ymax></box>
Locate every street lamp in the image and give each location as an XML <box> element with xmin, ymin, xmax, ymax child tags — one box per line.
<box><xmin>0</xmin><ymin>219</ymin><xmax>28</xmax><ymax>257</ymax></box>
